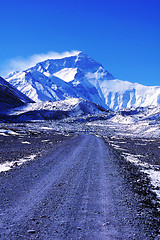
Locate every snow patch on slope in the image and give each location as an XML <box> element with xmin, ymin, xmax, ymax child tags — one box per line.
<box><xmin>0</xmin><ymin>129</ymin><xmax>19</xmax><ymax>136</ymax></box>
<box><xmin>0</xmin><ymin>154</ymin><xmax>36</xmax><ymax>173</ymax></box>
<box><xmin>123</xmin><ymin>153</ymin><xmax>160</xmax><ymax>200</ymax></box>
<box><xmin>111</xmin><ymin>114</ymin><xmax>136</xmax><ymax>124</ymax></box>
<box><xmin>143</xmin><ymin>169</ymin><xmax>160</xmax><ymax>199</ymax></box>
<box><xmin>53</xmin><ymin>68</ymin><xmax>78</xmax><ymax>82</ymax></box>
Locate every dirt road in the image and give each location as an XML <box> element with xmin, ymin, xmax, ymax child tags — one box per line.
<box><xmin>0</xmin><ymin>134</ymin><xmax>158</xmax><ymax>239</ymax></box>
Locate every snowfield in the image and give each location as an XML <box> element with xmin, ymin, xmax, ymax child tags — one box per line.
<box><xmin>53</xmin><ymin>67</ymin><xmax>78</xmax><ymax>82</ymax></box>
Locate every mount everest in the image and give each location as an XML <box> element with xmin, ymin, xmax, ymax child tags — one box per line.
<box><xmin>2</xmin><ymin>51</ymin><xmax>159</xmax><ymax>114</ymax></box>
<box><xmin>6</xmin><ymin>51</ymin><xmax>160</xmax><ymax>111</ymax></box>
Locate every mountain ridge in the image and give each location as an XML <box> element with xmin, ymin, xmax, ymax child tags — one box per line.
<box><xmin>0</xmin><ymin>76</ymin><xmax>33</xmax><ymax>113</ymax></box>
<box><xmin>6</xmin><ymin>51</ymin><xmax>160</xmax><ymax>110</ymax></box>
<box><xmin>8</xmin><ymin>98</ymin><xmax>108</xmax><ymax>122</ymax></box>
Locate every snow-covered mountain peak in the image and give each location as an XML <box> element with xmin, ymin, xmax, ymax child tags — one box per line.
<box><xmin>6</xmin><ymin>52</ymin><xmax>113</xmax><ymax>107</ymax></box>
<box><xmin>5</xmin><ymin>52</ymin><xmax>160</xmax><ymax>110</ymax></box>
<box><xmin>27</xmin><ymin>51</ymin><xmax>114</xmax><ymax>80</ymax></box>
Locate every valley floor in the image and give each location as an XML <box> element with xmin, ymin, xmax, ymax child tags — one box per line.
<box><xmin>0</xmin><ymin>121</ymin><xmax>159</xmax><ymax>239</ymax></box>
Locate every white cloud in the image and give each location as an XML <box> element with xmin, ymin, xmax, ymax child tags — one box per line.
<box><xmin>1</xmin><ymin>50</ymin><xmax>80</xmax><ymax>77</ymax></box>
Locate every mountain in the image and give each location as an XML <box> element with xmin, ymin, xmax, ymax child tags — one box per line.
<box><xmin>6</xmin><ymin>52</ymin><xmax>113</xmax><ymax>109</ymax></box>
<box><xmin>99</xmin><ymin>79</ymin><xmax>160</xmax><ymax>110</ymax></box>
<box><xmin>9</xmin><ymin>98</ymin><xmax>107</xmax><ymax>122</ymax></box>
<box><xmin>6</xmin><ymin>51</ymin><xmax>160</xmax><ymax>110</ymax></box>
<box><xmin>0</xmin><ymin>76</ymin><xmax>33</xmax><ymax>113</ymax></box>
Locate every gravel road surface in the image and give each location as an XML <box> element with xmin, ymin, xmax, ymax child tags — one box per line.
<box><xmin>0</xmin><ymin>134</ymin><xmax>158</xmax><ymax>239</ymax></box>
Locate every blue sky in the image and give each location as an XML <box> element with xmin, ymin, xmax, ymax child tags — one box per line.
<box><xmin>0</xmin><ymin>0</ymin><xmax>160</xmax><ymax>86</ymax></box>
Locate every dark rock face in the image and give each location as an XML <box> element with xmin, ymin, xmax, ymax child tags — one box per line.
<box><xmin>0</xmin><ymin>76</ymin><xmax>33</xmax><ymax>113</ymax></box>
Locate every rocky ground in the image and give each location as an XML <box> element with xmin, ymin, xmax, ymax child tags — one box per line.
<box><xmin>0</xmin><ymin>120</ymin><xmax>160</xmax><ymax>239</ymax></box>
<box><xmin>0</xmin><ymin>125</ymin><xmax>73</xmax><ymax>165</ymax></box>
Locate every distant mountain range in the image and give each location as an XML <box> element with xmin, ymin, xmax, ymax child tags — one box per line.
<box><xmin>5</xmin><ymin>51</ymin><xmax>160</xmax><ymax>110</ymax></box>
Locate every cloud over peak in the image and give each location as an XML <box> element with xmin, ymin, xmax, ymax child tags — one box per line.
<box><xmin>2</xmin><ymin>50</ymin><xmax>80</xmax><ymax>77</ymax></box>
